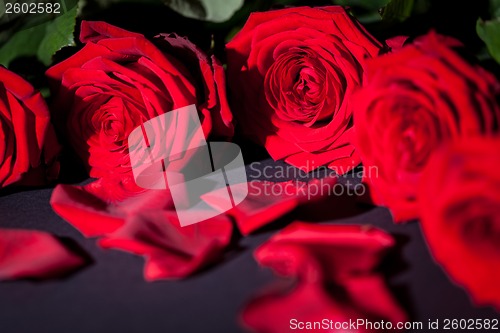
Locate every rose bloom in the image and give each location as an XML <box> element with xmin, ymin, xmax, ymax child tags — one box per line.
<box><xmin>226</xmin><ymin>6</ymin><xmax>383</xmax><ymax>174</ymax></box>
<box><xmin>0</xmin><ymin>66</ymin><xmax>59</xmax><ymax>188</ymax></box>
<box><xmin>353</xmin><ymin>32</ymin><xmax>500</xmax><ymax>221</ymax></box>
<box><xmin>419</xmin><ymin>137</ymin><xmax>500</xmax><ymax>309</ymax></box>
<box><xmin>46</xmin><ymin>21</ymin><xmax>233</xmax><ymax>181</ymax></box>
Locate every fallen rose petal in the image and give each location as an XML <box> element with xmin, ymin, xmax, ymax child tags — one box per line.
<box><xmin>203</xmin><ymin>177</ymin><xmax>338</xmax><ymax>236</ymax></box>
<box><xmin>50</xmin><ymin>177</ymin><xmax>346</xmax><ymax>281</ymax></box>
<box><xmin>256</xmin><ymin>222</ymin><xmax>394</xmax><ymax>283</ymax></box>
<box><xmin>343</xmin><ymin>275</ymin><xmax>408</xmax><ymax>328</ymax></box>
<box><xmin>242</xmin><ymin>222</ymin><xmax>406</xmax><ymax>333</ymax></box>
<box><xmin>51</xmin><ymin>176</ymin><xmax>233</xmax><ymax>280</ymax></box>
<box><xmin>242</xmin><ymin>278</ymin><xmax>405</xmax><ymax>333</ymax></box>
<box><xmin>242</xmin><ymin>282</ymin><xmax>351</xmax><ymax>333</ymax></box>
<box><xmin>0</xmin><ymin>229</ymin><xmax>86</xmax><ymax>280</ymax></box>
<box><xmin>50</xmin><ymin>176</ymin><xmax>174</xmax><ymax>237</ymax></box>
<box><xmin>98</xmin><ymin>211</ymin><xmax>233</xmax><ymax>280</ymax></box>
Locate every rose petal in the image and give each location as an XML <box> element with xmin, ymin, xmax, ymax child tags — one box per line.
<box><xmin>202</xmin><ymin>178</ymin><xmax>338</xmax><ymax>235</ymax></box>
<box><xmin>98</xmin><ymin>211</ymin><xmax>233</xmax><ymax>280</ymax></box>
<box><xmin>255</xmin><ymin>222</ymin><xmax>394</xmax><ymax>283</ymax></box>
<box><xmin>50</xmin><ymin>176</ymin><xmax>173</xmax><ymax>237</ymax></box>
<box><xmin>242</xmin><ymin>222</ymin><xmax>406</xmax><ymax>333</ymax></box>
<box><xmin>0</xmin><ymin>228</ymin><xmax>86</xmax><ymax>280</ymax></box>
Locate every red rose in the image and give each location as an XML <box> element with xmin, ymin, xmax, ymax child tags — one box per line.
<box><xmin>419</xmin><ymin>137</ymin><xmax>500</xmax><ymax>309</ymax></box>
<box><xmin>226</xmin><ymin>6</ymin><xmax>382</xmax><ymax>174</ymax></box>
<box><xmin>46</xmin><ymin>21</ymin><xmax>233</xmax><ymax>181</ymax></box>
<box><xmin>0</xmin><ymin>66</ymin><xmax>59</xmax><ymax>188</ymax></box>
<box><xmin>353</xmin><ymin>32</ymin><xmax>500</xmax><ymax>221</ymax></box>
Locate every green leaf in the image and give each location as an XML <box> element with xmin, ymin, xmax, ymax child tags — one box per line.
<box><xmin>491</xmin><ymin>0</ymin><xmax>500</xmax><ymax>18</ymax></box>
<box><xmin>0</xmin><ymin>1</ymin><xmax>5</xmax><ymax>19</ymax></box>
<box><xmin>37</xmin><ymin>4</ymin><xmax>79</xmax><ymax>64</ymax></box>
<box><xmin>477</xmin><ymin>17</ymin><xmax>500</xmax><ymax>64</ymax></box>
<box><xmin>0</xmin><ymin>1</ymin><xmax>79</xmax><ymax>66</ymax></box>
<box><xmin>382</xmin><ymin>0</ymin><xmax>415</xmax><ymax>22</ymax></box>
<box><xmin>164</xmin><ymin>0</ymin><xmax>244</xmax><ymax>23</ymax></box>
<box><xmin>0</xmin><ymin>23</ymin><xmax>45</xmax><ymax>66</ymax></box>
